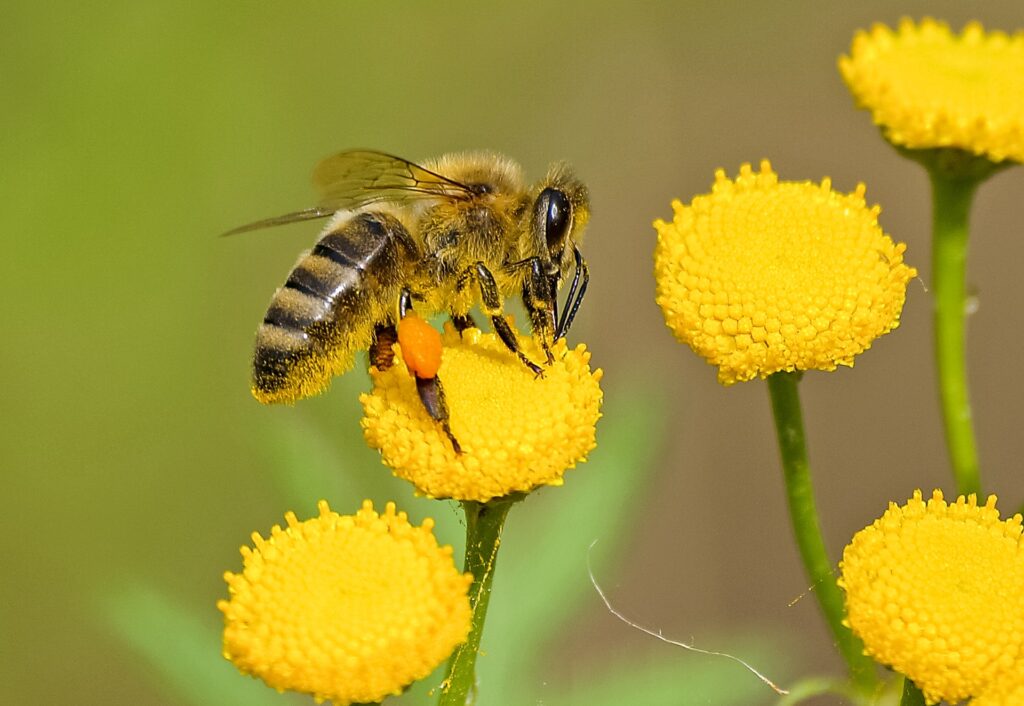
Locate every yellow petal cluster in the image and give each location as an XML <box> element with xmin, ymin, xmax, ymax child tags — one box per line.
<box><xmin>840</xmin><ymin>18</ymin><xmax>1024</xmax><ymax>164</ymax></box>
<box><xmin>838</xmin><ymin>490</ymin><xmax>1024</xmax><ymax>704</ymax></box>
<box><xmin>361</xmin><ymin>325</ymin><xmax>602</xmax><ymax>502</ymax></box>
<box><xmin>973</xmin><ymin>669</ymin><xmax>1024</xmax><ymax>706</ymax></box>
<box><xmin>219</xmin><ymin>500</ymin><xmax>472</xmax><ymax>706</ymax></box>
<box><xmin>653</xmin><ymin>161</ymin><xmax>915</xmax><ymax>385</ymax></box>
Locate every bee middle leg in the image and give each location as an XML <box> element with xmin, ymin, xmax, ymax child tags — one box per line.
<box><xmin>462</xmin><ymin>262</ymin><xmax>544</xmax><ymax>376</ymax></box>
<box><xmin>450</xmin><ymin>312</ymin><xmax>477</xmax><ymax>335</ymax></box>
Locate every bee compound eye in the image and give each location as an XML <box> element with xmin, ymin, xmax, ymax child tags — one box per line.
<box><xmin>540</xmin><ymin>188</ymin><xmax>572</xmax><ymax>251</ymax></box>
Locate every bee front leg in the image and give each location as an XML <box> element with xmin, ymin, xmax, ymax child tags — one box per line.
<box><xmin>521</xmin><ymin>257</ymin><xmax>557</xmax><ymax>364</ymax></box>
<box><xmin>468</xmin><ymin>262</ymin><xmax>544</xmax><ymax>376</ymax></box>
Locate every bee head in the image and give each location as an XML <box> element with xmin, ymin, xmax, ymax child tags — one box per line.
<box><xmin>532</xmin><ymin>164</ymin><xmax>590</xmax><ymax>280</ymax></box>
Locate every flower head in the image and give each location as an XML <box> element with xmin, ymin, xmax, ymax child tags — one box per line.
<box><xmin>361</xmin><ymin>325</ymin><xmax>602</xmax><ymax>502</ymax></box>
<box><xmin>840</xmin><ymin>18</ymin><xmax>1024</xmax><ymax>164</ymax></box>
<box><xmin>218</xmin><ymin>500</ymin><xmax>472</xmax><ymax>705</ymax></box>
<box><xmin>838</xmin><ymin>490</ymin><xmax>1024</xmax><ymax>704</ymax></box>
<box><xmin>653</xmin><ymin>161</ymin><xmax>915</xmax><ymax>385</ymax></box>
<box><xmin>973</xmin><ymin>669</ymin><xmax>1024</xmax><ymax>706</ymax></box>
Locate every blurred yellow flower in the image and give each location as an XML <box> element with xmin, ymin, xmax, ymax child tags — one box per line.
<box><xmin>838</xmin><ymin>490</ymin><xmax>1024</xmax><ymax>704</ymax></box>
<box><xmin>653</xmin><ymin>161</ymin><xmax>915</xmax><ymax>385</ymax></box>
<box><xmin>972</xmin><ymin>669</ymin><xmax>1024</xmax><ymax>706</ymax></box>
<box><xmin>361</xmin><ymin>325</ymin><xmax>602</xmax><ymax>502</ymax></box>
<box><xmin>219</xmin><ymin>500</ymin><xmax>472</xmax><ymax>706</ymax></box>
<box><xmin>840</xmin><ymin>18</ymin><xmax>1024</xmax><ymax>163</ymax></box>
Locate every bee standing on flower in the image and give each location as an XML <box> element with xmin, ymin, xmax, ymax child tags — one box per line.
<box><xmin>226</xmin><ymin>150</ymin><xmax>591</xmax><ymax>446</ymax></box>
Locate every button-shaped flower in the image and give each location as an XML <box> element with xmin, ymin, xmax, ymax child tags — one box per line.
<box><xmin>840</xmin><ymin>18</ymin><xmax>1024</xmax><ymax>164</ymax></box>
<box><xmin>838</xmin><ymin>490</ymin><xmax>1024</xmax><ymax>704</ymax></box>
<box><xmin>219</xmin><ymin>500</ymin><xmax>472</xmax><ymax>706</ymax></box>
<box><xmin>973</xmin><ymin>669</ymin><xmax>1024</xmax><ymax>706</ymax></box>
<box><xmin>653</xmin><ymin>161</ymin><xmax>915</xmax><ymax>385</ymax></box>
<box><xmin>361</xmin><ymin>325</ymin><xmax>602</xmax><ymax>502</ymax></box>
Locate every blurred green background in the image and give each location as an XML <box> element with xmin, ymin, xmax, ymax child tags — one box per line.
<box><xmin>5</xmin><ymin>2</ymin><xmax>1024</xmax><ymax>704</ymax></box>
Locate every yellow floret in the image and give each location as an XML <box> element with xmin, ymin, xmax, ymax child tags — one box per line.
<box><xmin>361</xmin><ymin>325</ymin><xmax>603</xmax><ymax>502</ymax></box>
<box><xmin>218</xmin><ymin>500</ymin><xmax>472</xmax><ymax>705</ymax></box>
<box><xmin>838</xmin><ymin>490</ymin><xmax>1024</xmax><ymax>704</ymax></box>
<box><xmin>972</xmin><ymin>667</ymin><xmax>1024</xmax><ymax>706</ymax></box>
<box><xmin>653</xmin><ymin>161</ymin><xmax>915</xmax><ymax>385</ymax></box>
<box><xmin>840</xmin><ymin>18</ymin><xmax>1024</xmax><ymax>163</ymax></box>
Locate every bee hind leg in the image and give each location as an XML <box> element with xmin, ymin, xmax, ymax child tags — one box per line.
<box><xmin>369</xmin><ymin>323</ymin><xmax>398</xmax><ymax>370</ymax></box>
<box><xmin>415</xmin><ymin>375</ymin><xmax>461</xmax><ymax>454</ymax></box>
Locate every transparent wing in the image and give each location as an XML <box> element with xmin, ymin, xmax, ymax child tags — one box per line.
<box><xmin>221</xmin><ymin>206</ymin><xmax>338</xmax><ymax>236</ymax></box>
<box><xmin>312</xmin><ymin>149</ymin><xmax>476</xmax><ymax>208</ymax></box>
<box><xmin>222</xmin><ymin>150</ymin><xmax>475</xmax><ymax>236</ymax></box>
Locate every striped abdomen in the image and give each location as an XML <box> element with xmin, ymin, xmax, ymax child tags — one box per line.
<box><xmin>252</xmin><ymin>211</ymin><xmax>418</xmax><ymax>403</ymax></box>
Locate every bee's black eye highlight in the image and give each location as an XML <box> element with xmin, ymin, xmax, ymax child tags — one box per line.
<box><xmin>540</xmin><ymin>188</ymin><xmax>572</xmax><ymax>251</ymax></box>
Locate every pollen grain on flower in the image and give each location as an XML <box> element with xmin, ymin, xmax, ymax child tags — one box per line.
<box><xmin>838</xmin><ymin>489</ymin><xmax>1024</xmax><ymax>704</ymax></box>
<box><xmin>361</xmin><ymin>325</ymin><xmax>603</xmax><ymax>502</ymax></box>
<box><xmin>218</xmin><ymin>499</ymin><xmax>473</xmax><ymax>706</ymax></box>
<box><xmin>840</xmin><ymin>17</ymin><xmax>1024</xmax><ymax>164</ymax></box>
<box><xmin>972</xmin><ymin>668</ymin><xmax>1024</xmax><ymax>706</ymax></box>
<box><xmin>653</xmin><ymin>160</ymin><xmax>915</xmax><ymax>385</ymax></box>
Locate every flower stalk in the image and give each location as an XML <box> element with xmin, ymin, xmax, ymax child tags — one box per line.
<box><xmin>919</xmin><ymin>149</ymin><xmax>1008</xmax><ymax>497</ymax></box>
<box><xmin>766</xmin><ymin>372</ymin><xmax>877</xmax><ymax>692</ymax></box>
<box><xmin>440</xmin><ymin>495</ymin><xmax>519</xmax><ymax>706</ymax></box>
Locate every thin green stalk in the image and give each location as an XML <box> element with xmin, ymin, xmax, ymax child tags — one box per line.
<box><xmin>766</xmin><ymin>372</ymin><xmax>877</xmax><ymax>692</ymax></box>
<box><xmin>899</xmin><ymin>677</ymin><xmax>925</xmax><ymax>706</ymax></box>
<box><xmin>930</xmin><ymin>168</ymin><xmax>983</xmax><ymax>497</ymax></box>
<box><xmin>439</xmin><ymin>496</ymin><xmax>518</xmax><ymax>706</ymax></box>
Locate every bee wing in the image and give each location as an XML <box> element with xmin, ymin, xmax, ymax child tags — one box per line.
<box><xmin>221</xmin><ymin>206</ymin><xmax>339</xmax><ymax>236</ymax></box>
<box><xmin>222</xmin><ymin>150</ymin><xmax>475</xmax><ymax>236</ymax></box>
<box><xmin>312</xmin><ymin>149</ymin><xmax>477</xmax><ymax>208</ymax></box>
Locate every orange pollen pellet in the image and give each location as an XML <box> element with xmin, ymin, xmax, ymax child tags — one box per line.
<box><xmin>398</xmin><ymin>314</ymin><xmax>442</xmax><ymax>379</ymax></box>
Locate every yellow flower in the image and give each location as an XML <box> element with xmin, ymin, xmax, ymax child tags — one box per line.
<box><xmin>838</xmin><ymin>490</ymin><xmax>1024</xmax><ymax>704</ymax></box>
<box><xmin>840</xmin><ymin>18</ymin><xmax>1024</xmax><ymax>164</ymax></box>
<box><xmin>361</xmin><ymin>325</ymin><xmax>602</xmax><ymax>502</ymax></box>
<box><xmin>973</xmin><ymin>668</ymin><xmax>1024</xmax><ymax>706</ymax></box>
<box><xmin>218</xmin><ymin>500</ymin><xmax>472</xmax><ymax>705</ymax></box>
<box><xmin>653</xmin><ymin>161</ymin><xmax>915</xmax><ymax>385</ymax></box>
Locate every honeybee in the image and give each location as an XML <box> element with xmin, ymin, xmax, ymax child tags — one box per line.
<box><xmin>227</xmin><ymin>150</ymin><xmax>590</xmax><ymax>449</ymax></box>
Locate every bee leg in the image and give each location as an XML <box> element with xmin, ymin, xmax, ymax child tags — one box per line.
<box><xmin>415</xmin><ymin>375</ymin><xmax>461</xmax><ymax>454</ymax></box>
<box><xmin>369</xmin><ymin>323</ymin><xmax>398</xmax><ymax>370</ymax></box>
<box><xmin>450</xmin><ymin>312</ymin><xmax>477</xmax><ymax>335</ymax></box>
<box><xmin>397</xmin><ymin>293</ymin><xmax>461</xmax><ymax>453</ymax></box>
<box><xmin>521</xmin><ymin>257</ymin><xmax>557</xmax><ymax>364</ymax></box>
<box><xmin>470</xmin><ymin>262</ymin><xmax>545</xmax><ymax>376</ymax></box>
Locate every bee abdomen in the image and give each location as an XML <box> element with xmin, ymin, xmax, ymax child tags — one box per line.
<box><xmin>252</xmin><ymin>212</ymin><xmax>417</xmax><ymax>404</ymax></box>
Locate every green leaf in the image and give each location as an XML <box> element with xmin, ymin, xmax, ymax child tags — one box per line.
<box><xmin>99</xmin><ymin>581</ymin><xmax>296</xmax><ymax>706</ymax></box>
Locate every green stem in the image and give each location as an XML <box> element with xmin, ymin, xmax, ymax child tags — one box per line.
<box><xmin>929</xmin><ymin>168</ymin><xmax>983</xmax><ymax>497</ymax></box>
<box><xmin>766</xmin><ymin>372</ymin><xmax>877</xmax><ymax>692</ymax></box>
<box><xmin>439</xmin><ymin>496</ymin><xmax>518</xmax><ymax>706</ymax></box>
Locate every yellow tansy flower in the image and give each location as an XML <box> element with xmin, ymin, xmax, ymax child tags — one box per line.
<box><xmin>838</xmin><ymin>490</ymin><xmax>1024</xmax><ymax>704</ymax></box>
<box><xmin>653</xmin><ymin>161</ymin><xmax>915</xmax><ymax>385</ymax></box>
<box><xmin>219</xmin><ymin>500</ymin><xmax>472</xmax><ymax>706</ymax></box>
<box><xmin>840</xmin><ymin>18</ymin><xmax>1024</xmax><ymax>164</ymax></box>
<box><xmin>972</xmin><ymin>668</ymin><xmax>1024</xmax><ymax>706</ymax></box>
<box><xmin>361</xmin><ymin>325</ymin><xmax>602</xmax><ymax>502</ymax></box>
